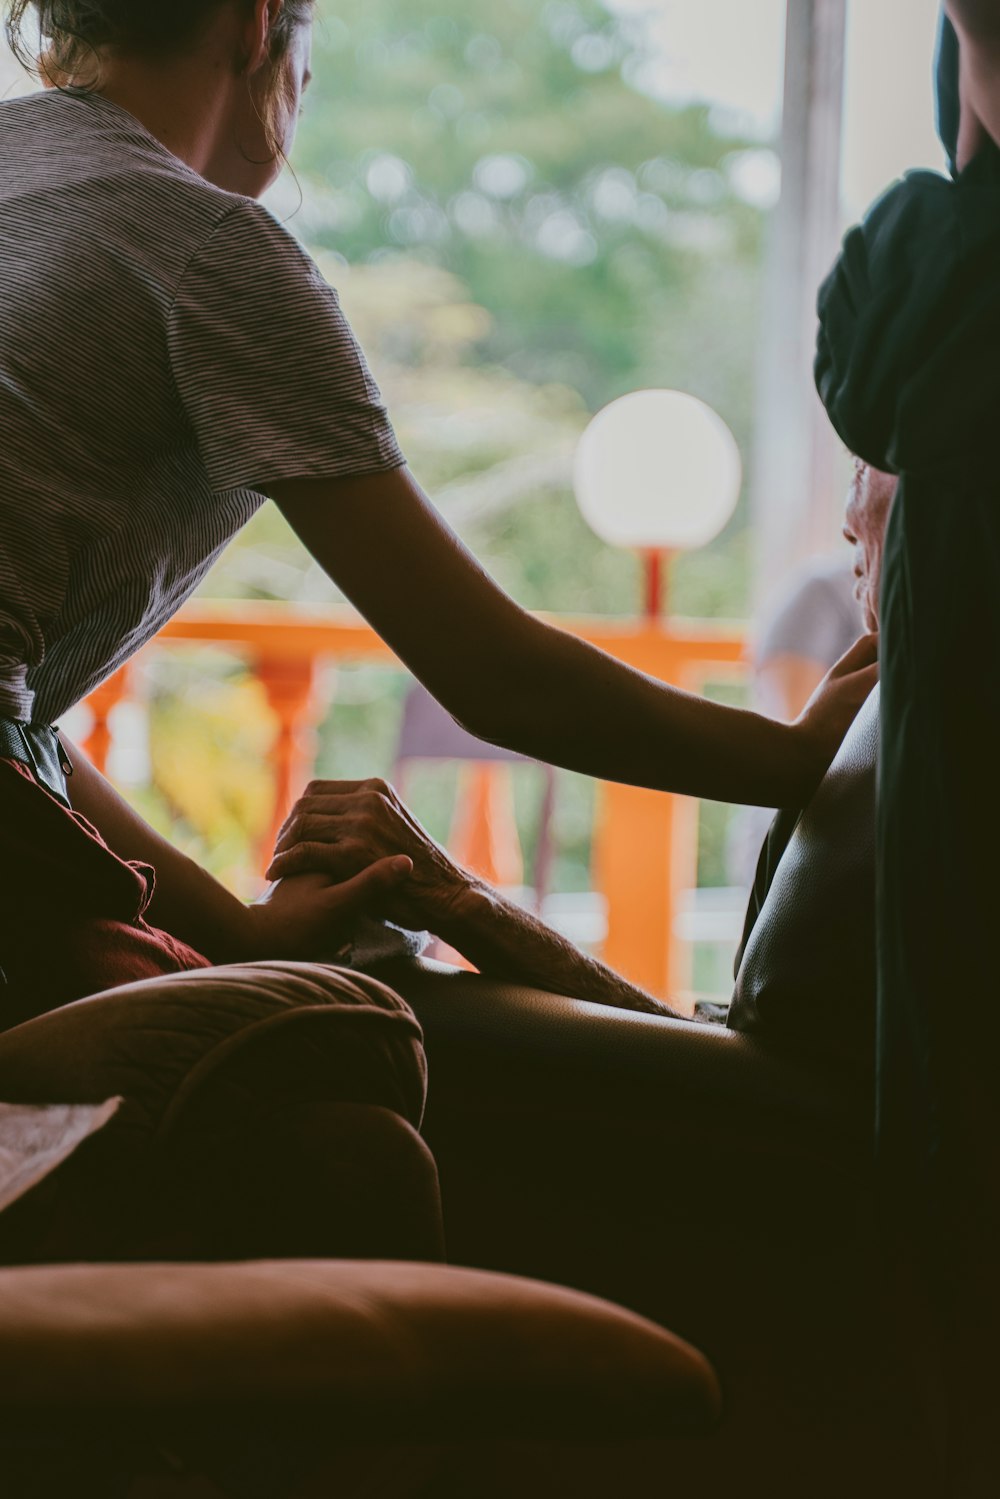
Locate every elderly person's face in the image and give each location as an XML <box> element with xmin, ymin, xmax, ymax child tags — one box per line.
<box><xmin>843</xmin><ymin>460</ymin><xmax>897</xmax><ymax>632</ymax></box>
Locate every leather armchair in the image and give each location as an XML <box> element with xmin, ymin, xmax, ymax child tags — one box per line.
<box><xmin>377</xmin><ymin>692</ymin><xmax>883</xmax><ymax>1351</ymax></box>
<box><xmin>375</xmin><ymin>693</ymin><xmax>914</xmax><ymax>1492</ymax></box>
<box><xmin>0</xmin><ymin>960</ymin><xmax>720</xmax><ymax>1498</ymax></box>
<box><xmin>0</xmin><ymin>1257</ymin><xmax>720</xmax><ymax>1498</ymax></box>
<box><xmin>381</xmin><ymin>960</ymin><xmax>915</xmax><ymax>1496</ymax></box>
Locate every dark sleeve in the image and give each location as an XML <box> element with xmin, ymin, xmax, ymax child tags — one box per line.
<box><xmin>168</xmin><ymin>201</ymin><xmax>404</xmax><ymax>494</ymax></box>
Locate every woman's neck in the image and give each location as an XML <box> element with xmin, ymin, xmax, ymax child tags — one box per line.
<box><xmin>80</xmin><ymin>14</ymin><xmax>275</xmax><ymax>197</ymax></box>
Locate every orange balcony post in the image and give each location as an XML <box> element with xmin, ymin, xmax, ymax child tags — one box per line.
<box><xmin>592</xmin><ymin>782</ymin><xmax>697</xmax><ymax>1011</ymax></box>
<box><xmin>256</xmin><ymin>653</ymin><xmax>324</xmax><ymax>872</ymax></box>
<box><xmin>151</xmin><ymin>605</ymin><xmax>746</xmax><ymax>988</ymax></box>
<box><xmin>449</xmin><ymin>764</ymin><xmax>524</xmax><ymax>889</ymax></box>
<box><xmin>80</xmin><ymin>664</ymin><xmax>131</xmax><ymax>776</ymax></box>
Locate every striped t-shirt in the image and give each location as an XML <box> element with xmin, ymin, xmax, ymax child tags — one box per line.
<box><xmin>0</xmin><ymin>89</ymin><xmax>404</xmax><ymax>723</ymax></box>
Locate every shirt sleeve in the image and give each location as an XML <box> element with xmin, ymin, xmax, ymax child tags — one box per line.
<box><xmin>167</xmin><ymin>200</ymin><xmax>405</xmax><ymax>494</ymax></box>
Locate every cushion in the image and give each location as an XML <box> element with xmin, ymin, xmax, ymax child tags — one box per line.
<box><xmin>0</xmin><ymin>1259</ymin><xmax>721</xmax><ymax>1443</ymax></box>
<box><xmin>727</xmin><ymin>687</ymin><xmax>878</xmax><ymax>1070</ymax></box>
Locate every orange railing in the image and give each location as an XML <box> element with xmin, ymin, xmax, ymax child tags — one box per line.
<box><xmin>83</xmin><ymin>604</ymin><xmax>746</xmax><ymax>1004</ymax></box>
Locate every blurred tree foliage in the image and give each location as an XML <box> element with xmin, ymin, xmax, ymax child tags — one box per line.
<box><xmin>212</xmin><ymin>0</ymin><xmax>769</xmax><ymax>615</ymax></box>
<box><xmin>298</xmin><ymin>0</ymin><xmax>763</xmax><ymax>411</ymax></box>
<box><xmin>153</xmin><ymin>0</ymin><xmax>772</xmax><ymax>944</ymax></box>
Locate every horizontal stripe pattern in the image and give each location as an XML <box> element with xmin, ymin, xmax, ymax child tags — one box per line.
<box><xmin>0</xmin><ymin>90</ymin><xmax>404</xmax><ymax>723</ymax></box>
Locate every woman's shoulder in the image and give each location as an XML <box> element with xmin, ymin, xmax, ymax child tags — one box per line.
<box><xmin>169</xmin><ymin>191</ymin><xmax>331</xmax><ymax>324</ymax></box>
<box><xmin>0</xmin><ymin>90</ymin><xmax>277</xmax><ymax>291</ymax></box>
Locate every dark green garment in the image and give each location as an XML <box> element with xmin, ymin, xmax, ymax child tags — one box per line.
<box><xmin>936</xmin><ymin>13</ymin><xmax>960</xmax><ymax>177</ymax></box>
<box><xmin>816</xmin><ymin>149</ymin><xmax>1000</xmax><ymax>1476</ymax></box>
<box><xmin>816</xmin><ymin>15</ymin><xmax>1000</xmax><ymax>1474</ymax></box>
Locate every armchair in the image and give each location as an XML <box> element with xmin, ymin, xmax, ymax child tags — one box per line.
<box><xmin>380</xmin><ymin>960</ymin><xmax>917</xmax><ymax>1497</ymax></box>
<box><xmin>0</xmin><ymin>959</ymin><xmax>720</xmax><ymax>1498</ymax></box>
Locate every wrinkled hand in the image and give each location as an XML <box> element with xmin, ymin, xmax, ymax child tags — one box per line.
<box><xmin>792</xmin><ymin>632</ymin><xmax>879</xmax><ymax>782</ymax></box>
<box><xmin>266</xmin><ymin>778</ymin><xmax>472</xmax><ymax>932</ymax></box>
<box><xmin>245</xmin><ymin>856</ymin><xmax>413</xmax><ymax>961</ymax></box>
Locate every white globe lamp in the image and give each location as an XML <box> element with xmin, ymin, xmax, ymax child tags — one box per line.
<box><xmin>574</xmin><ymin>389</ymin><xmax>742</xmax><ymax>619</ymax></box>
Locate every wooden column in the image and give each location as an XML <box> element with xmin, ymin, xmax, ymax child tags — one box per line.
<box><xmin>80</xmin><ymin>665</ymin><xmax>131</xmax><ymax>776</ymax></box>
<box><xmin>256</xmin><ymin>654</ymin><xmax>323</xmax><ymax>871</ymax></box>
<box><xmin>752</xmin><ymin>0</ymin><xmax>848</xmax><ymax>608</ymax></box>
<box><xmin>449</xmin><ymin>765</ymin><xmax>524</xmax><ymax>890</ymax></box>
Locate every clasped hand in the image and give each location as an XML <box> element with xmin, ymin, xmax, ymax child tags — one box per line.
<box><xmin>252</xmin><ymin>629</ymin><xmax>879</xmax><ymax>963</ymax></box>
<box><xmin>248</xmin><ymin>778</ymin><xmax>472</xmax><ymax>960</ymax></box>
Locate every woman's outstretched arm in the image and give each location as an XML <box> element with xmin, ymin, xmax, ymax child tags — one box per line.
<box><xmin>272</xmin><ymin>467</ymin><xmax>876</xmax><ymax>809</ymax></box>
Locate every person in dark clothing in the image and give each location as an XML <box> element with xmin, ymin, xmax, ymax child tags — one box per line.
<box><xmin>815</xmin><ymin>6</ymin><xmax>1000</xmax><ymax>1487</ymax></box>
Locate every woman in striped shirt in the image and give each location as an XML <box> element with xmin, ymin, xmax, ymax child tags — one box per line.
<box><xmin>0</xmin><ymin>0</ymin><xmax>876</xmax><ymax>1009</ymax></box>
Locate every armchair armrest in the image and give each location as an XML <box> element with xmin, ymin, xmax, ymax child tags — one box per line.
<box><xmin>0</xmin><ymin>1260</ymin><xmax>721</xmax><ymax>1496</ymax></box>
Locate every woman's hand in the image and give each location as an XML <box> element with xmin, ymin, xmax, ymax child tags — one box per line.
<box><xmin>266</xmin><ymin>778</ymin><xmax>472</xmax><ymax>932</ymax></box>
<box><xmin>245</xmin><ymin>853</ymin><xmax>413</xmax><ymax>961</ymax></box>
<box><xmin>790</xmin><ymin>632</ymin><xmax>879</xmax><ymax>785</ymax></box>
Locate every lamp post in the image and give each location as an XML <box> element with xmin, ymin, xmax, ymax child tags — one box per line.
<box><xmin>573</xmin><ymin>389</ymin><xmax>742</xmax><ymax>621</ymax></box>
<box><xmin>573</xmin><ymin>388</ymin><xmax>743</xmax><ymax>1004</ymax></box>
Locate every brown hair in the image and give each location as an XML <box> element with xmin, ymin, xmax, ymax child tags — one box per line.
<box><xmin>4</xmin><ymin>2</ymin><xmax>314</xmax><ymax>153</ymax></box>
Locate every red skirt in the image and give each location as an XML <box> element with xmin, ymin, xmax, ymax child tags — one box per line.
<box><xmin>0</xmin><ymin>758</ymin><xmax>211</xmax><ymax>1030</ymax></box>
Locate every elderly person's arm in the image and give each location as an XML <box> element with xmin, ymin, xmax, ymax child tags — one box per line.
<box><xmin>420</xmin><ymin>877</ymin><xmax>680</xmax><ymax>1018</ymax></box>
<box><xmin>268</xmin><ymin>778</ymin><xmax>682</xmax><ymax>1019</ymax></box>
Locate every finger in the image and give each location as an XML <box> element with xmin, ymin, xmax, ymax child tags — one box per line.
<box><xmin>292</xmin><ymin>788</ymin><xmax>397</xmax><ymax>822</ymax></box>
<box><xmin>274</xmin><ymin>798</ymin><xmax>354</xmax><ymax>847</ymax></box>
<box><xmin>829</xmin><ymin>632</ymin><xmax>879</xmax><ymax>677</ymax></box>
<box><xmin>274</xmin><ymin>788</ymin><xmax>397</xmax><ymax>854</ymax></box>
<box><xmin>302</xmin><ymin>777</ymin><xmax>397</xmax><ymax>800</ymax></box>
<box><xmin>325</xmin><ymin>856</ymin><xmax>413</xmax><ymax>923</ymax></box>
<box><xmin>271</xmin><ymin>809</ymin><xmax>352</xmax><ymax>861</ymax></box>
<box><xmin>845</xmin><ymin>662</ymin><xmax>880</xmax><ymax>697</ymax></box>
<box><xmin>266</xmin><ymin>842</ymin><xmax>344</xmax><ymax>882</ymax></box>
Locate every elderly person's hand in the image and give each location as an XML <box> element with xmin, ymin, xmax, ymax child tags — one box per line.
<box><xmin>265</xmin><ymin>778</ymin><xmax>683</xmax><ymax>1016</ymax></box>
<box><xmin>266</xmin><ymin>779</ymin><xmax>472</xmax><ymax>933</ymax></box>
